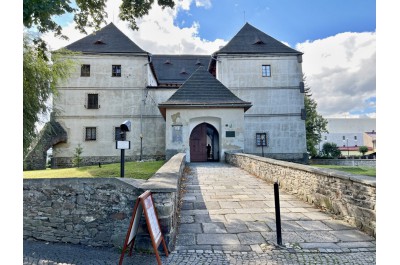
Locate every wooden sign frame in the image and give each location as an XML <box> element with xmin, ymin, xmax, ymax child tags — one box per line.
<box><xmin>119</xmin><ymin>190</ymin><xmax>168</xmax><ymax>265</ymax></box>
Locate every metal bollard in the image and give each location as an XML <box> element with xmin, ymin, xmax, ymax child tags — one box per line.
<box><xmin>274</xmin><ymin>181</ymin><xmax>282</xmax><ymax>246</ymax></box>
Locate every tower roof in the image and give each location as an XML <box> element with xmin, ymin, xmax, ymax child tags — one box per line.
<box><xmin>215</xmin><ymin>23</ymin><xmax>302</xmax><ymax>55</ymax></box>
<box><xmin>158</xmin><ymin>66</ymin><xmax>252</xmax><ymax>118</ymax></box>
<box><xmin>64</xmin><ymin>22</ymin><xmax>147</xmax><ymax>54</ymax></box>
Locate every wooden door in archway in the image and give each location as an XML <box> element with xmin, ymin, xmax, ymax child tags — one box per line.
<box><xmin>190</xmin><ymin>123</ymin><xmax>207</xmax><ymax>162</ymax></box>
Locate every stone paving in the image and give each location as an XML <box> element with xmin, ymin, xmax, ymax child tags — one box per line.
<box><xmin>23</xmin><ymin>162</ymin><xmax>376</xmax><ymax>264</ymax></box>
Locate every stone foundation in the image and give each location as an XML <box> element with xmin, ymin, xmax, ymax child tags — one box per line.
<box><xmin>225</xmin><ymin>152</ymin><xmax>376</xmax><ymax>237</ymax></box>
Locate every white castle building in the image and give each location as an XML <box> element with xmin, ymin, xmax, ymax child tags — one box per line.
<box><xmin>24</xmin><ymin>22</ymin><xmax>307</xmax><ymax>169</ymax></box>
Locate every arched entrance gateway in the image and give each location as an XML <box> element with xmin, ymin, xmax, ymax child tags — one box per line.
<box><xmin>190</xmin><ymin>123</ymin><xmax>219</xmax><ymax>162</ymax></box>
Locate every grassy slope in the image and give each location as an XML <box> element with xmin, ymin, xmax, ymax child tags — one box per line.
<box><xmin>23</xmin><ymin>160</ymin><xmax>165</xmax><ymax>179</ymax></box>
<box><xmin>312</xmin><ymin>164</ymin><xmax>376</xmax><ymax>177</ymax></box>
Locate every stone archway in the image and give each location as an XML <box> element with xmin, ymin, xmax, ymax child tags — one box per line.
<box><xmin>24</xmin><ymin>121</ymin><xmax>67</xmax><ymax>170</ymax></box>
<box><xmin>190</xmin><ymin>123</ymin><xmax>219</xmax><ymax>162</ymax></box>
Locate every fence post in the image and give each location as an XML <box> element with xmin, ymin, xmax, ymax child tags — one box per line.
<box><xmin>274</xmin><ymin>181</ymin><xmax>282</xmax><ymax>246</ymax></box>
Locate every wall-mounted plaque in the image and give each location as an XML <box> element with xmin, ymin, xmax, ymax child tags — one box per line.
<box><xmin>226</xmin><ymin>131</ymin><xmax>235</xmax><ymax>137</ymax></box>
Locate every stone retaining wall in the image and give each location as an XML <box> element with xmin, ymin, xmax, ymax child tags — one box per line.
<box><xmin>23</xmin><ymin>153</ymin><xmax>186</xmax><ymax>252</ymax></box>
<box><xmin>310</xmin><ymin>159</ymin><xmax>376</xmax><ymax>168</ymax></box>
<box><xmin>225</xmin><ymin>152</ymin><xmax>376</xmax><ymax>237</ymax></box>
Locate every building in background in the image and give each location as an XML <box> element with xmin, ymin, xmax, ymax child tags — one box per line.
<box><xmin>320</xmin><ymin>118</ymin><xmax>376</xmax><ymax>157</ymax></box>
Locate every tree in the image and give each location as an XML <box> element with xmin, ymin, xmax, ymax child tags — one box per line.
<box><xmin>23</xmin><ymin>0</ymin><xmax>175</xmax><ymax>39</ymax></box>
<box><xmin>321</xmin><ymin>142</ymin><xmax>341</xmax><ymax>158</ymax></box>
<box><xmin>72</xmin><ymin>144</ymin><xmax>83</xmax><ymax>167</ymax></box>
<box><xmin>359</xmin><ymin>146</ymin><xmax>369</xmax><ymax>157</ymax></box>
<box><xmin>23</xmin><ymin>34</ymin><xmax>76</xmax><ymax>156</ymax></box>
<box><xmin>303</xmin><ymin>75</ymin><xmax>328</xmax><ymax>157</ymax></box>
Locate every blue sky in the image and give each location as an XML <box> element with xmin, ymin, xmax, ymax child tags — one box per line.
<box><xmin>44</xmin><ymin>0</ymin><xmax>376</xmax><ymax>118</ymax></box>
<box><xmin>174</xmin><ymin>0</ymin><xmax>376</xmax><ymax>47</ymax></box>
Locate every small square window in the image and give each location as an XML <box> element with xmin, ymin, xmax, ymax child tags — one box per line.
<box><xmin>262</xmin><ymin>65</ymin><xmax>271</xmax><ymax>77</ymax></box>
<box><xmin>87</xmin><ymin>94</ymin><xmax>98</xmax><ymax>109</ymax></box>
<box><xmin>112</xmin><ymin>65</ymin><xmax>121</xmax><ymax>77</ymax></box>
<box><xmin>85</xmin><ymin>127</ymin><xmax>96</xmax><ymax>141</ymax></box>
<box><xmin>81</xmin><ymin>64</ymin><xmax>90</xmax><ymax>77</ymax></box>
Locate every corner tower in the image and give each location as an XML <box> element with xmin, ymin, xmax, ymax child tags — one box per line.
<box><xmin>211</xmin><ymin>23</ymin><xmax>307</xmax><ymax>162</ymax></box>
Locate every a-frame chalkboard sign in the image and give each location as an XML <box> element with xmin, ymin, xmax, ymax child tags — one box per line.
<box><xmin>119</xmin><ymin>190</ymin><xmax>168</xmax><ymax>265</ymax></box>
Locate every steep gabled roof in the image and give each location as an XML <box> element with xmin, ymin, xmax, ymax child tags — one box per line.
<box><xmin>215</xmin><ymin>23</ymin><xmax>302</xmax><ymax>55</ymax></box>
<box><xmin>158</xmin><ymin>66</ymin><xmax>252</xmax><ymax>118</ymax></box>
<box><xmin>151</xmin><ymin>55</ymin><xmax>211</xmax><ymax>87</ymax></box>
<box><xmin>64</xmin><ymin>22</ymin><xmax>147</xmax><ymax>54</ymax></box>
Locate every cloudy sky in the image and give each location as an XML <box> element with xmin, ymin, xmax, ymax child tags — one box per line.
<box><xmin>41</xmin><ymin>0</ymin><xmax>376</xmax><ymax>119</ymax></box>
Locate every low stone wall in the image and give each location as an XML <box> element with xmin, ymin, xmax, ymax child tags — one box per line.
<box><xmin>23</xmin><ymin>153</ymin><xmax>186</xmax><ymax>252</ymax></box>
<box><xmin>225</xmin><ymin>152</ymin><xmax>376</xmax><ymax>237</ymax></box>
<box><xmin>310</xmin><ymin>159</ymin><xmax>376</xmax><ymax>168</ymax></box>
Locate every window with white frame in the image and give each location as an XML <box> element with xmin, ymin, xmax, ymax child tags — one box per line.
<box><xmin>262</xmin><ymin>65</ymin><xmax>271</xmax><ymax>77</ymax></box>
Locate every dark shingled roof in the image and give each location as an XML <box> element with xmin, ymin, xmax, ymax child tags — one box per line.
<box><xmin>64</xmin><ymin>22</ymin><xmax>147</xmax><ymax>54</ymax></box>
<box><xmin>150</xmin><ymin>55</ymin><xmax>211</xmax><ymax>87</ymax></box>
<box><xmin>215</xmin><ymin>23</ymin><xmax>302</xmax><ymax>55</ymax></box>
<box><xmin>158</xmin><ymin>66</ymin><xmax>252</xmax><ymax>118</ymax></box>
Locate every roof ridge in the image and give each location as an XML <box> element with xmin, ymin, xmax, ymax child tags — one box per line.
<box><xmin>64</xmin><ymin>22</ymin><xmax>147</xmax><ymax>54</ymax></box>
<box><xmin>215</xmin><ymin>22</ymin><xmax>301</xmax><ymax>55</ymax></box>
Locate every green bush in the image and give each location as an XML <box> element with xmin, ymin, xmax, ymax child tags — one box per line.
<box><xmin>321</xmin><ymin>142</ymin><xmax>341</xmax><ymax>158</ymax></box>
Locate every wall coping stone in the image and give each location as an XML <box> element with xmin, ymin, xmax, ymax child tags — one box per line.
<box><xmin>141</xmin><ymin>153</ymin><xmax>186</xmax><ymax>192</ymax></box>
<box><xmin>226</xmin><ymin>152</ymin><xmax>376</xmax><ymax>187</ymax></box>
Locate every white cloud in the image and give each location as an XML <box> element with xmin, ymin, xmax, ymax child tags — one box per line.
<box><xmin>42</xmin><ymin>0</ymin><xmax>224</xmax><ymax>54</ymax></box>
<box><xmin>195</xmin><ymin>0</ymin><xmax>212</xmax><ymax>9</ymax></box>
<box><xmin>296</xmin><ymin>32</ymin><xmax>376</xmax><ymax>118</ymax></box>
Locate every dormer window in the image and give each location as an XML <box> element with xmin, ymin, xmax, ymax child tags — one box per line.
<box><xmin>94</xmin><ymin>39</ymin><xmax>105</xmax><ymax>45</ymax></box>
<box><xmin>253</xmin><ymin>36</ymin><xmax>265</xmax><ymax>45</ymax></box>
<box><xmin>180</xmin><ymin>68</ymin><xmax>188</xmax><ymax>74</ymax></box>
<box><xmin>195</xmin><ymin>59</ymin><xmax>202</xmax><ymax>65</ymax></box>
<box><xmin>164</xmin><ymin>59</ymin><xmax>172</xmax><ymax>64</ymax></box>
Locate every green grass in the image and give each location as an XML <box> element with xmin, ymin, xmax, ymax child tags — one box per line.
<box><xmin>23</xmin><ymin>160</ymin><xmax>166</xmax><ymax>179</ymax></box>
<box><xmin>312</xmin><ymin>164</ymin><xmax>376</xmax><ymax>177</ymax></box>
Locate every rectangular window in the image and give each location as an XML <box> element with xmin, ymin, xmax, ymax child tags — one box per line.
<box><xmin>343</xmin><ymin>136</ymin><xmax>346</xmax><ymax>140</ymax></box>
<box><xmin>81</xmin><ymin>64</ymin><xmax>90</xmax><ymax>77</ymax></box>
<box><xmin>115</xmin><ymin>127</ymin><xmax>123</xmax><ymax>141</ymax></box>
<box><xmin>324</xmin><ymin>136</ymin><xmax>327</xmax><ymax>141</ymax></box>
<box><xmin>354</xmin><ymin>136</ymin><xmax>357</xmax><ymax>140</ymax></box>
<box><xmin>262</xmin><ymin>65</ymin><xmax>271</xmax><ymax>77</ymax></box>
<box><xmin>85</xmin><ymin>127</ymin><xmax>96</xmax><ymax>141</ymax></box>
<box><xmin>87</xmin><ymin>94</ymin><xmax>98</xmax><ymax>109</ymax></box>
<box><xmin>112</xmin><ymin>65</ymin><xmax>121</xmax><ymax>77</ymax></box>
